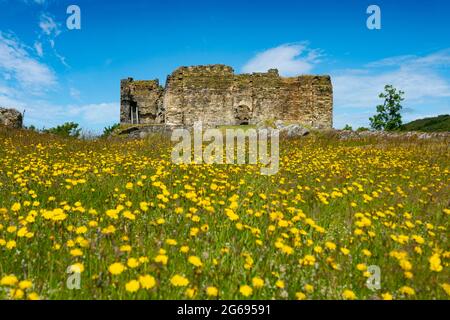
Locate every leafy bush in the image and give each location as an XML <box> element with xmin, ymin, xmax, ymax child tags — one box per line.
<box><xmin>102</xmin><ymin>123</ymin><xmax>120</xmax><ymax>137</ymax></box>
<box><xmin>44</xmin><ymin>122</ymin><xmax>81</xmax><ymax>138</ymax></box>
<box><xmin>343</xmin><ymin>124</ymin><xmax>353</xmax><ymax>131</ymax></box>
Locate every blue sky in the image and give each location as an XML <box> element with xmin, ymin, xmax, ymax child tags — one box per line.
<box><xmin>0</xmin><ymin>0</ymin><xmax>449</xmax><ymax>132</ymax></box>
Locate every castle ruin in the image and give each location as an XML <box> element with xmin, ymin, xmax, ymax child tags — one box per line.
<box><xmin>120</xmin><ymin>64</ymin><xmax>333</xmax><ymax>128</ymax></box>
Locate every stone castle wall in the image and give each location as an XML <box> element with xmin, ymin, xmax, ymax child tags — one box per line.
<box><xmin>120</xmin><ymin>64</ymin><xmax>333</xmax><ymax>128</ymax></box>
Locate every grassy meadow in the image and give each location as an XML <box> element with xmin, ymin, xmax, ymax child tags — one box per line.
<box><xmin>0</xmin><ymin>127</ymin><xmax>449</xmax><ymax>300</ymax></box>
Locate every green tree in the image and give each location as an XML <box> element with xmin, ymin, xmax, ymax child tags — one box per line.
<box><xmin>370</xmin><ymin>85</ymin><xmax>404</xmax><ymax>131</ymax></box>
<box><xmin>44</xmin><ymin>122</ymin><xmax>81</xmax><ymax>138</ymax></box>
<box><xmin>343</xmin><ymin>124</ymin><xmax>353</xmax><ymax>131</ymax></box>
<box><xmin>102</xmin><ymin>123</ymin><xmax>120</xmax><ymax>137</ymax></box>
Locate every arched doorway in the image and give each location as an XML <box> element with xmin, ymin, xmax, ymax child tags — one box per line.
<box><xmin>234</xmin><ymin>104</ymin><xmax>251</xmax><ymax>125</ymax></box>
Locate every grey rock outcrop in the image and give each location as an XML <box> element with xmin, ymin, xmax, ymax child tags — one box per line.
<box><xmin>0</xmin><ymin>107</ymin><xmax>23</xmax><ymax>128</ymax></box>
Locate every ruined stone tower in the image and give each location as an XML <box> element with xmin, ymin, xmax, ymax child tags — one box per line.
<box><xmin>120</xmin><ymin>64</ymin><xmax>333</xmax><ymax>128</ymax></box>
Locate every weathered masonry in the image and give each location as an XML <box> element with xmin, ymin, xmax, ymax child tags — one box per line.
<box><xmin>120</xmin><ymin>64</ymin><xmax>333</xmax><ymax>128</ymax></box>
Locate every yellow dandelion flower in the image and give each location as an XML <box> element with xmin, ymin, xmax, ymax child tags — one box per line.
<box><xmin>239</xmin><ymin>285</ymin><xmax>253</xmax><ymax>297</ymax></box>
<box><xmin>125</xmin><ymin>280</ymin><xmax>140</xmax><ymax>292</ymax></box>
<box><xmin>381</xmin><ymin>292</ymin><xmax>393</xmax><ymax>300</ymax></box>
<box><xmin>295</xmin><ymin>292</ymin><xmax>306</xmax><ymax>300</ymax></box>
<box><xmin>127</xmin><ymin>258</ymin><xmax>140</xmax><ymax>268</ymax></box>
<box><xmin>399</xmin><ymin>286</ymin><xmax>415</xmax><ymax>296</ymax></box>
<box><xmin>170</xmin><ymin>275</ymin><xmax>189</xmax><ymax>287</ymax></box>
<box><xmin>342</xmin><ymin>289</ymin><xmax>356</xmax><ymax>300</ymax></box>
<box><xmin>108</xmin><ymin>262</ymin><xmax>125</xmax><ymax>275</ymax></box>
<box><xmin>154</xmin><ymin>254</ymin><xmax>168</xmax><ymax>265</ymax></box>
<box><xmin>206</xmin><ymin>286</ymin><xmax>218</xmax><ymax>297</ymax></box>
<box><xmin>1</xmin><ymin>275</ymin><xmax>18</xmax><ymax>286</ymax></box>
<box><xmin>188</xmin><ymin>255</ymin><xmax>203</xmax><ymax>268</ymax></box>
<box><xmin>139</xmin><ymin>275</ymin><xmax>156</xmax><ymax>289</ymax></box>
<box><xmin>429</xmin><ymin>253</ymin><xmax>443</xmax><ymax>272</ymax></box>
<box><xmin>252</xmin><ymin>277</ymin><xmax>264</xmax><ymax>288</ymax></box>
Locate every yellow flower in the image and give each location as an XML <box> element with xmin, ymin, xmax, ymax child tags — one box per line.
<box><xmin>206</xmin><ymin>286</ymin><xmax>218</xmax><ymax>297</ymax></box>
<box><xmin>429</xmin><ymin>253</ymin><xmax>443</xmax><ymax>272</ymax></box>
<box><xmin>275</xmin><ymin>280</ymin><xmax>285</xmax><ymax>288</ymax></box>
<box><xmin>239</xmin><ymin>285</ymin><xmax>253</xmax><ymax>297</ymax></box>
<box><xmin>1</xmin><ymin>275</ymin><xmax>18</xmax><ymax>286</ymax></box>
<box><xmin>399</xmin><ymin>259</ymin><xmax>412</xmax><ymax>271</ymax></box>
<box><xmin>125</xmin><ymin>182</ymin><xmax>133</xmax><ymax>190</ymax></box>
<box><xmin>180</xmin><ymin>246</ymin><xmax>190</xmax><ymax>253</ymax></box>
<box><xmin>11</xmin><ymin>202</ymin><xmax>21</xmax><ymax>212</ymax></box>
<box><xmin>170</xmin><ymin>275</ymin><xmax>189</xmax><ymax>287</ymax></box>
<box><xmin>381</xmin><ymin>292</ymin><xmax>393</xmax><ymax>300</ymax></box>
<box><xmin>166</xmin><ymin>239</ymin><xmax>177</xmax><ymax>246</ymax></box>
<box><xmin>325</xmin><ymin>241</ymin><xmax>336</xmax><ymax>251</ymax></box>
<box><xmin>440</xmin><ymin>283</ymin><xmax>450</xmax><ymax>296</ymax></box>
<box><xmin>300</xmin><ymin>255</ymin><xmax>316</xmax><ymax>266</ymax></box>
<box><xmin>123</xmin><ymin>211</ymin><xmax>136</xmax><ymax>220</ymax></box>
<box><xmin>27</xmin><ymin>292</ymin><xmax>40</xmax><ymax>300</ymax></box>
<box><xmin>139</xmin><ymin>275</ymin><xmax>156</xmax><ymax>289</ymax></box>
<box><xmin>342</xmin><ymin>289</ymin><xmax>356</xmax><ymax>300</ymax></box>
<box><xmin>106</xmin><ymin>209</ymin><xmax>119</xmax><ymax>219</ymax></box>
<box><xmin>399</xmin><ymin>286</ymin><xmax>415</xmax><ymax>296</ymax></box>
<box><xmin>69</xmin><ymin>263</ymin><xmax>84</xmax><ymax>273</ymax></box>
<box><xmin>6</xmin><ymin>240</ymin><xmax>16</xmax><ymax>249</ymax></box>
<box><xmin>188</xmin><ymin>255</ymin><xmax>203</xmax><ymax>268</ymax></box>
<box><xmin>252</xmin><ymin>277</ymin><xmax>264</xmax><ymax>288</ymax></box>
<box><xmin>356</xmin><ymin>263</ymin><xmax>367</xmax><ymax>271</ymax></box>
<box><xmin>304</xmin><ymin>284</ymin><xmax>314</xmax><ymax>293</ymax></box>
<box><xmin>70</xmin><ymin>248</ymin><xmax>83</xmax><ymax>257</ymax></box>
<box><xmin>314</xmin><ymin>246</ymin><xmax>323</xmax><ymax>254</ymax></box>
<box><xmin>125</xmin><ymin>280</ymin><xmax>140</xmax><ymax>292</ymax></box>
<box><xmin>340</xmin><ymin>247</ymin><xmax>350</xmax><ymax>255</ymax></box>
<box><xmin>11</xmin><ymin>288</ymin><xmax>24</xmax><ymax>299</ymax></box>
<box><xmin>127</xmin><ymin>258</ymin><xmax>140</xmax><ymax>268</ymax></box>
<box><xmin>75</xmin><ymin>226</ymin><xmax>87</xmax><ymax>234</ymax></box>
<box><xmin>154</xmin><ymin>254</ymin><xmax>168</xmax><ymax>265</ymax></box>
<box><xmin>185</xmin><ymin>287</ymin><xmax>196</xmax><ymax>298</ymax></box>
<box><xmin>108</xmin><ymin>262</ymin><xmax>125</xmax><ymax>275</ymax></box>
<box><xmin>190</xmin><ymin>227</ymin><xmax>199</xmax><ymax>237</ymax></box>
<box><xmin>19</xmin><ymin>280</ymin><xmax>33</xmax><ymax>290</ymax></box>
<box><xmin>225</xmin><ymin>208</ymin><xmax>239</xmax><ymax>221</ymax></box>
<box><xmin>295</xmin><ymin>292</ymin><xmax>306</xmax><ymax>300</ymax></box>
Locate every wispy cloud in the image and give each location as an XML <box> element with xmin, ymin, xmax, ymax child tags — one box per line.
<box><xmin>242</xmin><ymin>43</ymin><xmax>322</xmax><ymax>76</ymax></box>
<box><xmin>35</xmin><ymin>12</ymin><xmax>69</xmax><ymax>66</ymax></box>
<box><xmin>332</xmin><ymin>50</ymin><xmax>450</xmax><ymax>128</ymax></box>
<box><xmin>67</xmin><ymin>102</ymin><xmax>120</xmax><ymax>125</ymax></box>
<box><xmin>39</xmin><ymin>13</ymin><xmax>61</xmax><ymax>37</ymax></box>
<box><xmin>0</xmin><ymin>32</ymin><xmax>56</xmax><ymax>91</ymax></box>
<box><xmin>33</xmin><ymin>41</ymin><xmax>43</xmax><ymax>57</ymax></box>
<box><xmin>0</xmin><ymin>31</ymin><xmax>116</xmax><ymax>132</ymax></box>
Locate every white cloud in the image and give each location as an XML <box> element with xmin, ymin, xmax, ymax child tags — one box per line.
<box><xmin>37</xmin><ymin>13</ymin><xmax>69</xmax><ymax>68</ymax></box>
<box><xmin>34</xmin><ymin>41</ymin><xmax>43</xmax><ymax>56</ymax></box>
<box><xmin>333</xmin><ymin>52</ymin><xmax>450</xmax><ymax>107</ymax></box>
<box><xmin>39</xmin><ymin>13</ymin><xmax>61</xmax><ymax>37</ymax></box>
<box><xmin>332</xmin><ymin>50</ymin><xmax>450</xmax><ymax>128</ymax></box>
<box><xmin>0</xmin><ymin>32</ymin><xmax>56</xmax><ymax>91</ymax></box>
<box><xmin>67</xmin><ymin>102</ymin><xmax>120</xmax><ymax>125</ymax></box>
<box><xmin>242</xmin><ymin>43</ymin><xmax>322</xmax><ymax>76</ymax></box>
